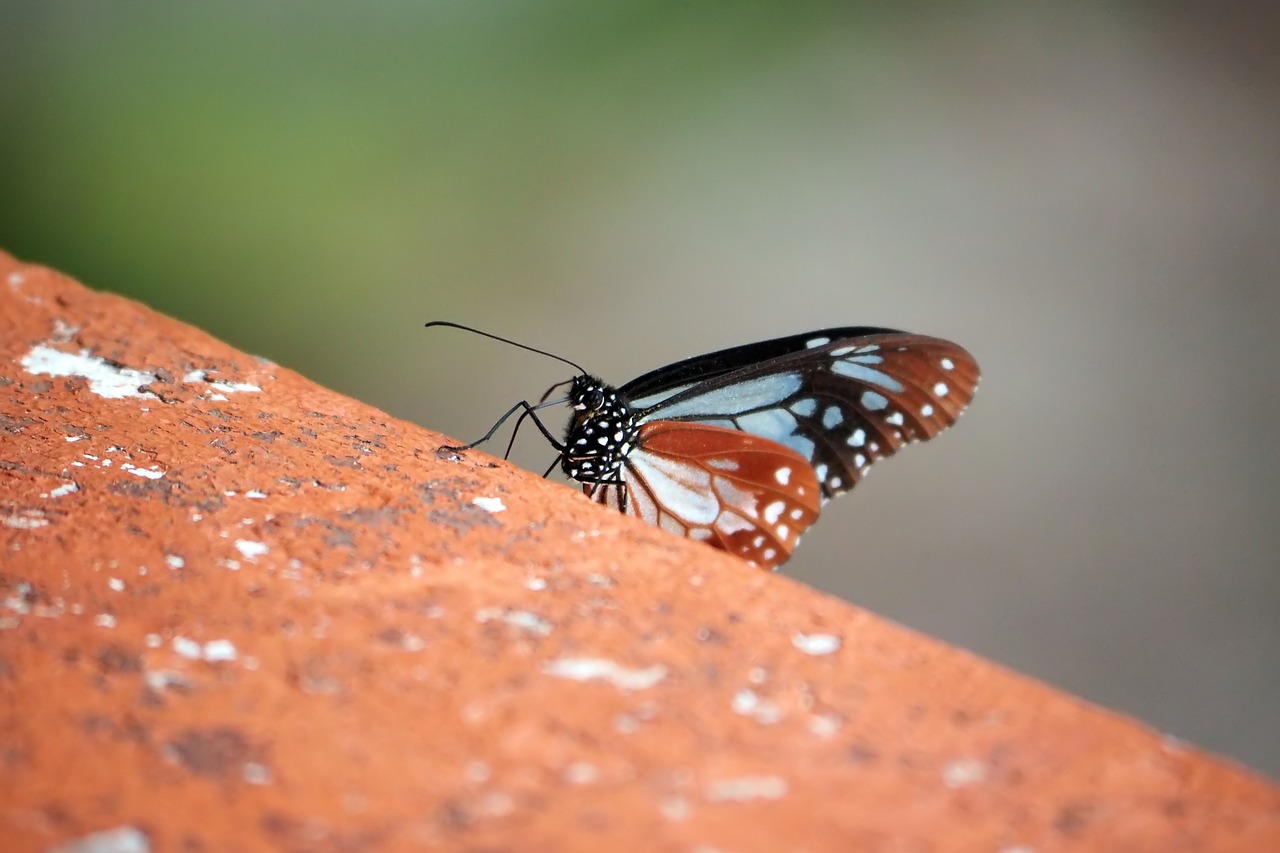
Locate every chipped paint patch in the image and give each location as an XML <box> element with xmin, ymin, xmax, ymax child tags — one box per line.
<box><xmin>3</xmin><ymin>508</ymin><xmax>49</xmax><ymax>529</ymax></box>
<box><xmin>44</xmin><ymin>481</ymin><xmax>80</xmax><ymax>498</ymax></box>
<box><xmin>542</xmin><ymin>657</ymin><xmax>667</xmax><ymax>691</ymax></box>
<box><xmin>792</xmin><ymin>632</ymin><xmax>841</xmax><ymax>656</ymax></box>
<box><xmin>705</xmin><ymin>775</ymin><xmax>789</xmax><ymax>802</ymax></box>
<box><xmin>476</xmin><ymin>607</ymin><xmax>553</xmax><ymax>636</ymax></box>
<box><xmin>472</xmin><ymin>496</ymin><xmax>506</xmax><ymax>513</ymax></box>
<box><xmin>21</xmin><ymin>344</ymin><xmax>157</xmax><ymax>399</ymax></box>
<box><xmin>183</xmin><ymin>369</ymin><xmax>262</xmax><ymax>394</ymax></box>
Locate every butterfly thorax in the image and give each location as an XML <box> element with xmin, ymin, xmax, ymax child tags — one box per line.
<box><xmin>561</xmin><ymin>375</ymin><xmax>640</xmax><ymax>484</ymax></box>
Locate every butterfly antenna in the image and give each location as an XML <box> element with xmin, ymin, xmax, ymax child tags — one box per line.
<box><xmin>425</xmin><ymin>321</ymin><xmax>587</xmax><ymax>375</ymax></box>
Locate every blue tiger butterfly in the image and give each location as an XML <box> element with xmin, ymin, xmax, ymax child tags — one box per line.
<box><xmin>427</xmin><ymin>322</ymin><xmax>979</xmax><ymax>570</ymax></box>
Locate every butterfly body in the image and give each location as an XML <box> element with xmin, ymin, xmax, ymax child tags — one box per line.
<box><xmin>543</xmin><ymin>327</ymin><xmax>980</xmax><ymax>570</ymax></box>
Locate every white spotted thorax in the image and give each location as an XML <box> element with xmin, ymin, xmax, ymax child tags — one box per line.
<box><xmin>561</xmin><ymin>375</ymin><xmax>641</xmax><ymax>483</ymax></box>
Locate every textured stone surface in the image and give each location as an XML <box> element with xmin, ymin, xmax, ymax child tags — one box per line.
<box><xmin>2</xmin><ymin>249</ymin><xmax>1278</xmax><ymax>851</ymax></box>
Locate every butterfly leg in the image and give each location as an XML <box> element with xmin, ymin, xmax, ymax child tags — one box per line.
<box><xmin>443</xmin><ymin>399</ymin><xmax>566</xmax><ymax>455</ymax></box>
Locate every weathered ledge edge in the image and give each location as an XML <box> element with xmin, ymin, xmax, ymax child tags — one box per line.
<box><xmin>2</xmin><ymin>250</ymin><xmax>1277</xmax><ymax>852</ymax></box>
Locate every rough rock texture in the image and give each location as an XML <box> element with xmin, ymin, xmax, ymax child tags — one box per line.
<box><xmin>1</xmin><ymin>249</ymin><xmax>1278</xmax><ymax>852</ymax></box>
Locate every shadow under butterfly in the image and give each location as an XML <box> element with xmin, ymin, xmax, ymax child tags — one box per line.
<box><xmin>427</xmin><ymin>322</ymin><xmax>979</xmax><ymax>571</ymax></box>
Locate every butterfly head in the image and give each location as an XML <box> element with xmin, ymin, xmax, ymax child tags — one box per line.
<box><xmin>561</xmin><ymin>375</ymin><xmax>639</xmax><ymax>484</ymax></box>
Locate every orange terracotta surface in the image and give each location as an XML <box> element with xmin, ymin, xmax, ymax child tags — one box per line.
<box><xmin>2</xmin><ymin>249</ymin><xmax>1278</xmax><ymax>852</ymax></box>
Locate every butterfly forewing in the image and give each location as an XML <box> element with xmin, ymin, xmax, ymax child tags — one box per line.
<box><xmin>621</xmin><ymin>329</ymin><xmax>979</xmax><ymax>501</ymax></box>
<box><xmin>586</xmin><ymin>422</ymin><xmax>821</xmax><ymax>570</ymax></box>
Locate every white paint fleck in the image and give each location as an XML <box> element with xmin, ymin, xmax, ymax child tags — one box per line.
<box><xmin>471</xmin><ymin>496</ymin><xmax>507</xmax><ymax>513</ymax></box>
<box><xmin>542</xmin><ymin>657</ymin><xmax>667</xmax><ymax>690</ymax></box>
<box><xmin>145</xmin><ymin>633</ymin><xmax>163</xmax><ymax>648</ymax></box>
<box><xmin>242</xmin><ymin>762</ymin><xmax>272</xmax><ymax>785</ymax></box>
<box><xmin>94</xmin><ymin>613</ymin><xmax>117</xmax><ymax>629</ymax></box>
<box><xmin>21</xmin><ymin>345</ymin><xmax>157</xmax><ymax>399</ymax></box>
<box><xmin>108</xmin><ymin>578</ymin><xmax>126</xmax><ymax>592</ymax></box>
<box><xmin>64</xmin><ymin>435</ymin><xmax>84</xmax><ymax>442</ymax></box>
<box><xmin>476</xmin><ymin>607</ymin><xmax>552</xmax><ymax>636</ymax></box>
<box><xmin>942</xmin><ymin>758</ymin><xmax>987</xmax><ymax>788</ymax></box>
<box><xmin>173</xmin><ymin>636</ymin><xmax>203</xmax><ymax>659</ymax></box>
<box><xmin>732</xmin><ymin>688</ymin><xmax>783</xmax><ymax>724</ymax></box>
<box><xmin>46</xmin><ymin>826</ymin><xmax>151</xmax><ymax>853</ymax></box>
<box><xmin>165</xmin><ymin>554</ymin><xmax>185</xmax><ymax>569</ymax></box>
<box><xmin>173</xmin><ymin>636</ymin><xmax>237</xmax><ymax>662</ymax></box>
<box><xmin>245</xmin><ymin>489</ymin><xmax>268</xmax><ymax>499</ymax></box>
<box><xmin>121</xmin><ymin>463</ymin><xmax>165</xmax><ymax>479</ymax></box>
<box><xmin>808</xmin><ymin>712</ymin><xmax>843</xmax><ymax>737</ymax></box>
<box><xmin>563</xmin><ymin>761</ymin><xmax>600</xmax><ymax>785</ymax></box>
<box><xmin>705</xmin><ymin>775</ymin><xmax>788</xmax><ymax>802</ymax></box>
<box><xmin>526</xmin><ymin>577</ymin><xmax>547</xmax><ymax>591</ymax></box>
<box><xmin>773</xmin><ymin>467</ymin><xmax>791</xmax><ymax>486</ymax></box>
<box><xmin>202</xmin><ymin>639</ymin><xmax>238</xmax><ymax>662</ymax></box>
<box><xmin>46</xmin><ymin>482</ymin><xmax>79</xmax><ymax>498</ymax></box>
<box><xmin>792</xmin><ymin>632</ymin><xmax>841</xmax><ymax>656</ymax></box>
<box><xmin>659</xmin><ymin>795</ymin><xmax>691</xmax><ymax>821</ymax></box>
<box><xmin>234</xmin><ymin>539</ymin><xmax>269</xmax><ymax>560</ymax></box>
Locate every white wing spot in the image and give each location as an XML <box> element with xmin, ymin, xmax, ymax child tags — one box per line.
<box><xmin>860</xmin><ymin>391</ymin><xmax>888</xmax><ymax>411</ymax></box>
<box><xmin>814</xmin><ymin>463</ymin><xmax>828</xmax><ymax>481</ymax></box>
<box><xmin>776</xmin><ymin>525</ymin><xmax>790</xmax><ymax>541</ymax></box>
<box><xmin>830</xmin><ymin>345</ymin><xmax>855</xmax><ymax>357</ymax></box>
<box><xmin>886</xmin><ymin>411</ymin><xmax>904</xmax><ymax>427</ymax></box>
<box><xmin>707</xmin><ymin>458</ymin><xmax>740</xmax><ymax>472</ymax></box>
<box><xmin>806</xmin><ymin>337</ymin><xmax>831</xmax><ymax>348</ymax></box>
<box><xmin>934</xmin><ymin>382</ymin><xmax>949</xmax><ymax>397</ymax></box>
<box><xmin>854</xmin><ymin>453</ymin><xmax>866</xmax><ymax>468</ymax></box>
<box><xmin>829</xmin><ymin>477</ymin><xmax>842</xmax><ymax>489</ymax></box>
<box><xmin>920</xmin><ymin>403</ymin><xmax>934</xmax><ymax>417</ymax></box>
<box><xmin>848</xmin><ymin>428</ymin><xmax>866</xmax><ymax>447</ymax></box>
<box><xmin>763</xmin><ymin>501</ymin><xmax>785</xmax><ymax>524</ymax></box>
<box><xmin>940</xmin><ymin>357</ymin><xmax>955</xmax><ymax>371</ymax></box>
<box><xmin>762</xmin><ymin>548</ymin><xmax>777</xmax><ymax>561</ymax></box>
<box><xmin>790</xmin><ymin>507</ymin><xmax>803</xmax><ymax>520</ymax></box>
<box><xmin>822</xmin><ymin>406</ymin><xmax>843</xmax><ymax>429</ymax></box>
<box><xmin>774</xmin><ymin>467</ymin><xmax>791</xmax><ymax>486</ymax></box>
<box><xmin>752</xmin><ymin>535</ymin><xmax>766</xmax><ymax>547</ymax></box>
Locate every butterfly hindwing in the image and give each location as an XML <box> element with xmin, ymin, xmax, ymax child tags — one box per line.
<box><xmin>586</xmin><ymin>421</ymin><xmax>821</xmax><ymax>570</ymax></box>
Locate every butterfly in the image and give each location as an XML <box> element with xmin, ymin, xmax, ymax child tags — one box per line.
<box><xmin>427</xmin><ymin>322</ymin><xmax>979</xmax><ymax>570</ymax></box>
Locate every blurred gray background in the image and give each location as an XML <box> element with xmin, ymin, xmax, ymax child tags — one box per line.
<box><xmin>3</xmin><ymin>2</ymin><xmax>1277</xmax><ymax>777</ymax></box>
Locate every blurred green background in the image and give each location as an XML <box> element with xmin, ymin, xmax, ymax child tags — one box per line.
<box><xmin>4</xmin><ymin>2</ymin><xmax>1278</xmax><ymax>777</ymax></box>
